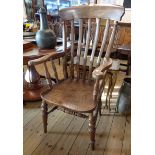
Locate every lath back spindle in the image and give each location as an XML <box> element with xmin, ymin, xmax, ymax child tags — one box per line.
<box><xmin>88</xmin><ymin>18</ymin><xmax>100</xmax><ymax>81</ymax></box>
<box><xmin>62</xmin><ymin>21</ymin><xmax>68</xmax><ymax>79</ymax></box>
<box><xmin>41</xmin><ymin>58</ymin><xmax>61</xmax><ymax>88</ymax></box>
<box><xmin>50</xmin><ymin>59</ymin><xmax>59</xmax><ymax>83</ymax></box>
<box><xmin>70</xmin><ymin>19</ymin><xmax>75</xmax><ymax>78</ymax></box>
<box><xmin>43</xmin><ymin>61</ymin><xmax>53</xmax><ymax>88</ymax></box>
<box><xmin>76</xmin><ymin>19</ymin><xmax>83</xmax><ymax>79</ymax></box>
<box><xmin>83</xmin><ymin>18</ymin><xmax>92</xmax><ymax>80</ymax></box>
<box><xmin>96</xmin><ymin>19</ymin><xmax>110</xmax><ymax>67</ymax></box>
<box><xmin>59</xmin><ymin>4</ymin><xmax>125</xmax><ymax>81</ymax></box>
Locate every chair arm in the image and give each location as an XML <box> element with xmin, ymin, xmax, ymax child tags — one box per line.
<box><xmin>92</xmin><ymin>58</ymin><xmax>112</xmax><ymax>80</ymax></box>
<box><xmin>28</xmin><ymin>52</ymin><xmax>66</xmax><ymax>66</ymax></box>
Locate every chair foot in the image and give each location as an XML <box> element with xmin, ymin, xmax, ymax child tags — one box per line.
<box><xmin>91</xmin><ymin>142</ymin><xmax>95</xmax><ymax>150</ymax></box>
<box><xmin>89</xmin><ymin>113</ymin><xmax>96</xmax><ymax>150</ymax></box>
<box><xmin>98</xmin><ymin>100</ymin><xmax>102</xmax><ymax>116</ymax></box>
<box><xmin>41</xmin><ymin>101</ymin><xmax>48</xmax><ymax>133</ymax></box>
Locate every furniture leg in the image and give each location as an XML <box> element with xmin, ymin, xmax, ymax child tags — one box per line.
<box><xmin>24</xmin><ymin>64</ymin><xmax>41</xmax><ymax>89</ymax></box>
<box><xmin>108</xmin><ymin>71</ymin><xmax>118</xmax><ymax>111</ymax></box>
<box><xmin>98</xmin><ymin>99</ymin><xmax>102</xmax><ymax>116</ymax></box>
<box><xmin>126</xmin><ymin>54</ymin><xmax>131</xmax><ymax>75</ymax></box>
<box><xmin>105</xmin><ymin>72</ymin><xmax>112</xmax><ymax>108</ymax></box>
<box><xmin>23</xmin><ymin>64</ymin><xmax>43</xmax><ymax>101</ymax></box>
<box><xmin>88</xmin><ymin>112</ymin><xmax>96</xmax><ymax>150</ymax></box>
<box><xmin>41</xmin><ymin>101</ymin><xmax>48</xmax><ymax>133</ymax></box>
<box><xmin>23</xmin><ymin>64</ymin><xmax>56</xmax><ymax>101</ymax></box>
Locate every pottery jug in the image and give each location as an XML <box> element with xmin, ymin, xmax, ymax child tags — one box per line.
<box><xmin>117</xmin><ymin>78</ymin><xmax>131</xmax><ymax>114</ymax></box>
<box><xmin>35</xmin><ymin>7</ymin><xmax>56</xmax><ymax>49</ymax></box>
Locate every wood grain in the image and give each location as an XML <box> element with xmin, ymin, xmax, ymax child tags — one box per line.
<box><xmin>41</xmin><ymin>79</ymin><xmax>95</xmax><ymax>113</ymax></box>
<box><xmin>104</xmin><ymin>114</ymin><xmax>126</xmax><ymax>155</ymax></box>
<box><xmin>121</xmin><ymin>116</ymin><xmax>131</xmax><ymax>155</ymax></box>
<box><xmin>49</xmin><ymin>116</ymin><xmax>86</xmax><ymax>155</ymax></box>
<box><xmin>24</xmin><ymin>110</ymin><xmax>64</xmax><ymax>155</ymax></box>
<box><xmin>31</xmin><ymin>113</ymin><xmax>74</xmax><ymax>155</ymax></box>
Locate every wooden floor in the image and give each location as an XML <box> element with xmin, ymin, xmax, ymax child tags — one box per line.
<box><xmin>23</xmin><ymin>71</ymin><xmax>131</xmax><ymax>155</ymax></box>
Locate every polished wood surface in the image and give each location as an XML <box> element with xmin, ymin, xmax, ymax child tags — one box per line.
<box><xmin>23</xmin><ymin>86</ymin><xmax>46</xmax><ymax>101</ymax></box>
<box><xmin>23</xmin><ymin>42</ymin><xmax>70</xmax><ymax>65</ymax></box>
<box><xmin>28</xmin><ymin>4</ymin><xmax>125</xmax><ymax>150</ymax></box>
<box><xmin>23</xmin><ymin>40</ymin><xmax>35</xmax><ymax>51</ymax></box>
<box><xmin>42</xmin><ymin>79</ymin><xmax>95</xmax><ymax>112</ymax></box>
<box><xmin>23</xmin><ymin>43</ymin><xmax>70</xmax><ymax>101</ymax></box>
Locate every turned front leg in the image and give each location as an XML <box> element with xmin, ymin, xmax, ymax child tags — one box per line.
<box><xmin>41</xmin><ymin>101</ymin><xmax>48</xmax><ymax>133</ymax></box>
<box><xmin>88</xmin><ymin>112</ymin><xmax>96</xmax><ymax>150</ymax></box>
<box><xmin>98</xmin><ymin>99</ymin><xmax>102</xmax><ymax>116</ymax></box>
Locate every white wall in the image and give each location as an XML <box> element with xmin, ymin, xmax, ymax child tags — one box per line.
<box><xmin>97</xmin><ymin>0</ymin><xmax>124</xmax><ymax>6</ymax></box>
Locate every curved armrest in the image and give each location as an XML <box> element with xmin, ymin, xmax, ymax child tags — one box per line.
<box><xmin>92</xmin><ymin>58</ymin><xmax>112</xmax><ymax>80</ymax></box>
<box><xmin>28</xmin><ymin>52</ymin><xmax>66</xmax><ymax>66</ymax></box>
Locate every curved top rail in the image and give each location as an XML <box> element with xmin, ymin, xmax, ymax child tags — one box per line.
<box><xmin>59</xmin><ymin>4</ymin><xmax>125</xmax><ymax>21</ymax></box>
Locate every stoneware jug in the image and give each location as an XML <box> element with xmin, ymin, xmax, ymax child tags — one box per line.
<box><xmin>117</xmin><ymin>78</ymin><xmax>131</xmax><ymax>114</ymax></box>
<box><xmin>35</xmin><ymin>7</ymin><xmax>56</xmax><ymax>49</ymax></box>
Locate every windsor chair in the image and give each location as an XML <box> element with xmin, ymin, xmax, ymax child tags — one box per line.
<box><xmin>28</xmin><ymin>4</ymin><xmax>124</xmax><ymax>150</ymax></box>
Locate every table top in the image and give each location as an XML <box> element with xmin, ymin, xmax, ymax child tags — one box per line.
<box><xmin>23</xmin><ymin>41</ymin><xmax>71</xmax><ymax>65</ymax></box>
<box><xmin>23</xmin><ymin>32</ymin><xmax>36</xmax><ymax>37</ymax></box>
<box><xmin>23</xmin><ymin>37</ymin><xmax>63</xmax><ymax>44</ymax></box>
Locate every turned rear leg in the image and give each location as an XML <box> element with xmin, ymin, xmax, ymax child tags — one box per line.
<box><xmin>41</xmin><ymin>101</ymin><xmax>48</xmax><ymax>133</ymax></box>
<box><xmin>88</xmin><ymin>112</ymin><xmax>96</xmax><ymax>150</ymax></box>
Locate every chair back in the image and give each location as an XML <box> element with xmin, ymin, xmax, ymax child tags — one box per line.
<box><xmin>59</xmin><ymin>4</ymin><xmax>125</xmax><ymax>80</ymax></box>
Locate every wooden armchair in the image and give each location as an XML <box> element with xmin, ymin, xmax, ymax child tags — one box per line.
<box><xmin>28</xmin><ymin>4</ymin><xmax>124</xmax><ymax>150</ymax></box>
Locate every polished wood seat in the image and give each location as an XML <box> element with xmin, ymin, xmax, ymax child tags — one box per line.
<box><xmin>41</xmin><ymin>79</ymin><xmax>95</xmax><ymax>112</ymax></box>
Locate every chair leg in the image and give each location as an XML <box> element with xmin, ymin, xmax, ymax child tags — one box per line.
<box><xmin>41</xmin><ymin>101</ymin><xmax>48</xmax><ymax>133</ymax></box>
<box><xmin>88</xmin><ymin>112</ymin><xmax>96</xmax><ymax>150</ymax></box>
<box><xmin>106</xmin><ymin>72</ymin><xmax>112</xmax><ymax>108</ymax></box>
<box><xmin>108</xmin><ymin>71</ymin><xmax>118</xmax><ymax>111</ymax></box>
<box><xmin>98</xmin><ymin>99</ymin><xmax>102</xmax><ymax>116</ymax></box>
<box><xmin>126</xmin><ymin>55</ymin><xmax>131</xmax><ymax>75</ymax></box>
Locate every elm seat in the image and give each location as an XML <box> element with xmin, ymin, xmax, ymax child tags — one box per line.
<box><xmin>41</xmin><ymin>79</ymin><xmax>95</xmax><ymax>112</ymax></box>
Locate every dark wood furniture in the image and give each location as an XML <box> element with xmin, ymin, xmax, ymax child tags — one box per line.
<box><xmin>117</xmin><ymin>44</ymin><xmax>131</xmax><ymax>75</ymax></box>
<box><xmin>28</xmin><ymin>4</ymin><xmax>124</xmax><ymax>150</ymax></box>
<box><xmin>117</xmin><ymin>9</ymin><xmax>131</xmax><ymax>75</ymax></box>
<box><xmin>23</xmin><ymin>40</ymin><xmax>35</xmax><ymax>50</ymax></box>
<box><xmin>23</xmin><ymin>41</ymin><xmax>70</xmax><ymax>101</ymax></box>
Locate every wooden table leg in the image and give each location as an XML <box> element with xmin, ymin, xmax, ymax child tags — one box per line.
<box><xmin>23</xmin><ymin>64</ymin><xmax>47</xmax><ymax>101</ymax></box>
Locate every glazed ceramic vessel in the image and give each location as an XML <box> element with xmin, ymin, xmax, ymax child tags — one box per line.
<box><xmin>35</xmin><ymin>7</ymin><xmax>56</xmax><ymax>49</ymax></box>
<box><xmin>117</xmin><ymin>78</ymin><xmax>131</xmax><ymax>114</ymax></box>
